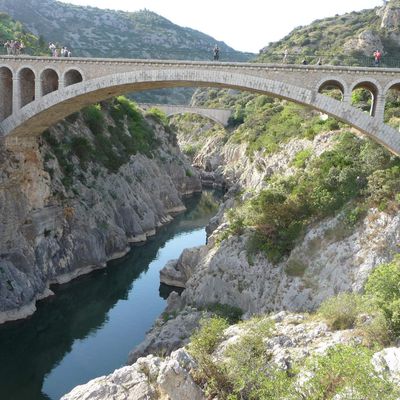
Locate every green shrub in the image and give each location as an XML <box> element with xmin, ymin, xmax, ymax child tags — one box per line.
<box><xmin>223</xmin><ymin>319</ymin><xmax>291</xmax><ymax>400</ymax></box>
<box><xmin>301</xmin><ymin>345</ymin><xmax>400</xmax><ymax>399</ymax></box>
<box><xmin>82</xmin><ymin>104</ymin><xmax>104</xmax><ymax>134</ymax></box>
<box><xmin>318</xmin><ymin>292</ymin><xmax>390</xmax><ymax>347</ymax></box>
<box><xmin>188</xmin><ymin>317</ymin><xmax>232</xmax><ymax>398</ymax></box>
<box><xmin>189</xmin><ymin>316</ymin><xmax>229</xmax><ymax>356</ymax></box>
<box><xmin>291</xmin><ymin>148</ymin><xmax>312</xmax><ymax>168</ymax></box>
<box><xmin>318</xmin><ymin>293</ymin><xmax>367</xmax><ymax>330</ymax></box>
<box><xmin>365</xmin><ymin>255</ymin><xmax>400</xmax><ymax>335</ymax></box>
<box><xmin>145</xmin><ymin>107</ymin><xmax>169</xmax><ymax>126</ymax></box>
<box><xmin>70</xmin><ymin>136</ymin><xmax>93</xmax><ymax>164</ymax></box>
<box><xmin>202</xmin><ymin>303</ymin><xmax>243</xmax><ymax>324</ymax></box>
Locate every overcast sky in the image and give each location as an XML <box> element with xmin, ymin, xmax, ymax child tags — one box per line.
<box><xmin>58</xmin><ymin>0</ymin><xmax>383</xmax><ymax>52</ymax></box>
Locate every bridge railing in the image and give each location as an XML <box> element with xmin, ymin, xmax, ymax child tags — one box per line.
<box><xmin>1</xmin><ymin>45</ymin><xmax>400</xmax><ymax>68</ymax></box>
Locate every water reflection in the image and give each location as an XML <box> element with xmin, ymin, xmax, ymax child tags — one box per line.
<box><xmin>0</xmin><ymin>191</ymin><xmax>221</xmax><ymax>400</ymax></box>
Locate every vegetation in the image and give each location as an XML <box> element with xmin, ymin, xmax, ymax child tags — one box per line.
<box><xmin>0</xmin><ymin>13</ymin><xmax>47</xmax><ymax>55</ymax></box>
<box><xmin>188</xmin><ymin>315</ymin><xmax>399</xmax><ymax>400</ymax></box>
<box><xmin>365</xmin><ymin>255</ymin><xmax>400</xmax><ymax>336</ymax></box>
<box><xmin>43</xmin><ymin>97</ymin><xmax>161</xmax><ymax>188</ymax></box>
<box><xmin>223</xmin><ymin>132</ymin><xmax>399</xmax><ymax>262</ymax></box>
<box><xmin>317</xmin><ymin>293</ymin><xmax>390</xmax><ymax>347</ymax></box>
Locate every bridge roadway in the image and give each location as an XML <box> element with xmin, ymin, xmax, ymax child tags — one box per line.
<box><xmin>0</xmin><ymin>56</ymin><xmax>400</xmax><ymax>155</ymax></box>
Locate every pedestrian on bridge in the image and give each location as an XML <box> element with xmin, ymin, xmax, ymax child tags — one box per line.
<box><xmin>374</xmin><ymin>50</ymin><xmax>382</xmax><ymax>66</ymax></box>
<box><xmin>213</xmin><ymin>44</ymin><xmax>220</xmax><ymax>61</ymax></box>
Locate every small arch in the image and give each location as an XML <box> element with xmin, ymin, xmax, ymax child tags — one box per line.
<box><xmin>350</xmin><ymin>80</ymin><xmax>380</xmax><ymax>117</ymax></box>
<box><xmin>63</xmin><ymin>69</ymin><xmax>83</xmax><ymax>87</ymax></box>
<box><xmin>41</xmin><ymin>69</ymin><xmax>59</xmax><ymax>96</ymax></box>
<box><xmin>0</xmin><ymin>66</ymin><xmax>13</xmax><ymax>121</ymax></box>
<box><xmin>317</xmin><ymin>79</ymin><xmax>345</xmax><ymax>101</ymax></box>
<box><xmin>384</xmin><ymin>81</ymin><xmax>400</xmax><ymax>123</ymax></box>
<box><xmin>18</xmin><ymin>67</ymin><xmax>35</xmax><ymax>108</ymax></box>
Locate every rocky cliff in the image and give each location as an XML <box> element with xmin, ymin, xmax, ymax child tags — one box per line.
<box><xmin>0</xmin><ymin>99</ymin><xmax>201</xmax><ymax>324</ymax></box>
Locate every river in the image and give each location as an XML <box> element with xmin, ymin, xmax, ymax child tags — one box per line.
<box><xmin>0</xmin><ymin>191</ymin><xmax>221</xmax><ymax>400</ymax></box>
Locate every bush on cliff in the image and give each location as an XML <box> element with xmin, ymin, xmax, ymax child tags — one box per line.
<box><xmin>365</xmin><ymin>255</ymin><xmax>400</xmax><ymax>336</ymax></box>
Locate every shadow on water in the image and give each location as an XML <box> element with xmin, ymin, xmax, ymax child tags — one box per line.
<box><xmin>0</xmin><ymin>191</ymin><xmax>222</xmax><ymax>400</ymax></box>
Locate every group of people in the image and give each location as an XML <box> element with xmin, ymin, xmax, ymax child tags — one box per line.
<box><xmin>48</xmin><ymin>42</ymin><xmax>72</xmax><ymax>57</ymax></box>
<box><xmin>3</xmin><ymin>40</ymin><xmax>25</xmax><ymax>55</ymax></box>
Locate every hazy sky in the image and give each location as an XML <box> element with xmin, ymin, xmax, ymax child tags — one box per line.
<box><xmin>58</xmin><ymin>0</ymin><xmax>383</xmax><ymax>52</ymax></box>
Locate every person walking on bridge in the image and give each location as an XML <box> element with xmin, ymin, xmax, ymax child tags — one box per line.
<box><xmin>213</xmin><ymin>44</ymin><xmax>220</xmax><ymax>61</ymax></box>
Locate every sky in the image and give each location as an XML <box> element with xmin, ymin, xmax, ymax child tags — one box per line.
<box><xmin>58</xmin><ymin>0</ymin><xmax>384</xmax><ymax>53</ymax></box>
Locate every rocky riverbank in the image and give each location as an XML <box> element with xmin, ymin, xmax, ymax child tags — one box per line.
<box><xmin>0</xmin><ymin>99</ymin><xmax>201</xmax><ymax>324</ymax></box>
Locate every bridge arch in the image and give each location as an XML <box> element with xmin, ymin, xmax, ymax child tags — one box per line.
<box><xmin>17</xmin><ymin>66</ymin><xmax>36</xmax><ymax>108</ymax></box>
<box><xmin>0</xmin><ymin>66</ymin><xmax>13</xmax><ymax>121</ymax></box>
<box><xmin>2</xmin><ymin>68</ymin><xmax>400</xmax><ymax>155</ymax></box>
<box><xmin>40</xmin><ymin>68</ymin><xmax>59</xmax><ymax>96</ymax></box>
<box><xmin>350</xmin><ymin>78</ymin><xmax>382</xmax><ymax>117</ymax></box>
<box><xmin>316</xmin><ymin>76</ymin><xmax>348</xmax><ymax>100</ymax></box>
<box><xmin>62</xmin><ymin>68</ymin><xmax>84</xmax><ymax>87</ymax></box>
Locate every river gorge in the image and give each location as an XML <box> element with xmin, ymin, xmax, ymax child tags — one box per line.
<box><xmin>0</xmin><ymin>191</ymin><xmax>221</xmax><ymax>400</ymax></box>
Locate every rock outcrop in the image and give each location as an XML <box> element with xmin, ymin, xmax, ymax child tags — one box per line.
<box><xmin>63</xmin><ymin>312</ymin><xmax>400</xmax><ymax>399</ymax></box>
<box><xmin>0</xmin><ymin>106</ymin><xmax>201</xmax><ymax>324</ymax></box>
<box><xmin>61</xmin><ymin>349</ymin><xmax>205</xmax><ymax>400</ymax></box>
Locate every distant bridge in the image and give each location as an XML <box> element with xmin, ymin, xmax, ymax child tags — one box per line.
<box><xmin>0</xmin><ymin>56</ymin><xmax>400</xmax><ymax>155</ymax></box>
<box><xmin>138</xmin><ymin>103</ymin><xmax>232</xmax><ymax>126</ymax></box>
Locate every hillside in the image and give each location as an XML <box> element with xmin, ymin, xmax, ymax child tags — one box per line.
<box><xmin>0</xmin><ymin>11</ymin><xmax>47</xmax><ymax>55</ymax></box>
<box><xmin>258</xmin><ymin>0</ymin><xmax>400</xmax><ymax>67</ymax></box>
<box><xmin>0</xmin><ymin>0</ymin><xmax>252</xmax><ymax>103</ymax></box>
<box><xmin>0</xmin><ymin>0</ymin><xmax>251</xmax><ymax>61</ymax></box>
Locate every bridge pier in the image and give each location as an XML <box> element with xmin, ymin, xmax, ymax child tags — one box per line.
<box><xmin>12</xmin><ymin>77</ymin><xmax>21</xmax><ymax>112</ymax></box>
<box><xmin>35</xmin><ymin>78</ymin><xmax>43</xmax><ymax>99</ymax></box>
<box><xmin>373</xmin><ymin>95</ymin><xmax>386</xmax><ymax>123</ymax></box>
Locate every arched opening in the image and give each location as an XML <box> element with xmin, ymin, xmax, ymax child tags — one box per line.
<box><xmin>384</xmin><ymin>83</ymin><xmax>400</xmax><ymax>127</ymax></box>
<box><xmin>41</xmin><ymin>69</ymin><xmax>59</xmax><ymax>96</ymax></box>
<box><xmin>64</xmin><ymin>69</ymin><xmax>83</xmax><ymax>87</ymax></box>
<box><xmin>0</xmin><ymin>67</ymin><xmax>13</xmax><ymax>121</ymax></box>
<box><xmin>18</xmin><ymin>68</ymin><xmax>35</xmax><ymax>108</ymax></box>
<box><xmin>318</xmin><ymin>80</ymin><xmax>344</xmax><ymax>101</ymax></box>
<box><xmin>351</xmin><ymin>81</ymin><xmax>378</xmax><ymax>116</ymax></box>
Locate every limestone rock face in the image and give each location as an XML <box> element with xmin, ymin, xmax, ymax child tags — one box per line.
<box><xmin>172</xmin><ymin>206</ymin><xmax>400</xmax><ymax>317</ymax></box>
<box><xmin>0</xmin><ymin>109</ymin><xmax>201</xmax><ymax>323</ymax></box>
<box><xmin>372</xmin><ymin>347</ymin><xmax>400</xmax><ymax>383</ymax></box>
<box><xmin>381</xmin><ymin>1</ymin><xmax>400</xmax><ymax>31</ymax></box>
<box><xmin>343</xmin><ymin>30</ymin><xmax>384</xmax><ymax>56</ymax></box>
<box><xmin>128</xmin><ymin>307</ymin><xmax>204</xmax><ymax>364</ymax></box>
<box><xmin>61</xmin><ymin>349</ymin><xmax>205</xmax><ymax>400</ymax></box>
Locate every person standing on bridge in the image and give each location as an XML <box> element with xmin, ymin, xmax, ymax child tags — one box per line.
<box><xmin>374</xmin><ymin>50</ymin><xmax>382</xmax><ymax>66</ymax></box>
<box><xmin>213</xmin><ymin>44</ymin><xmax>220</xmax><ymax>61</ymax></box>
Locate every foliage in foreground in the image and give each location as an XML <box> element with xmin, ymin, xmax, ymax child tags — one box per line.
<box><xmin>365</xmin><ymin>255</ymin><xmax>400</xmax><ymax>336</ymax></box>
<box><xmin>188</xmin><ymin>315</ymin><xmax>399</xmax><ymax>400</ymax></box>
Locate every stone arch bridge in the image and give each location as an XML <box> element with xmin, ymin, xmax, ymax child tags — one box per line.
<box><xmin>1</xmin><ymin>56</ymin><xmax>400</xmax><ymax>155</ymax></box>
<box><xmin>138</xmin><ymin>103</ymin><xmax>232</xmax><ymax>126</ymax></box>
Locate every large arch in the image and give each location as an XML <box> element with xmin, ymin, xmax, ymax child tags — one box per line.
<box><xmin>2</xmin><ymin>69</ymin><xmax>400</xmax><ymax>155</ymax></box>
<box><xmin>0</xmin><ymin>67</ymin><xmax>12</xmax><ymax>121</ymax></box>
<box><xmin>18</xmin><ymin>67</ymin><xmax>35</xmax><ymax>108</ymax></box>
